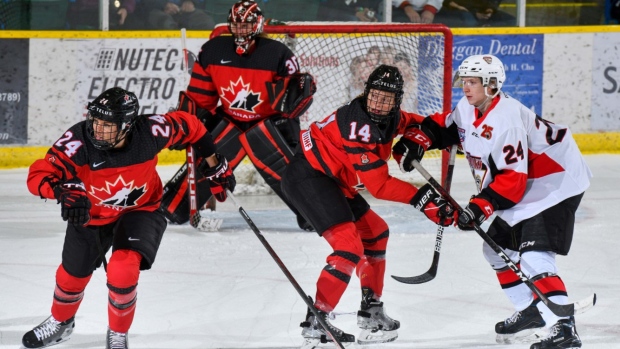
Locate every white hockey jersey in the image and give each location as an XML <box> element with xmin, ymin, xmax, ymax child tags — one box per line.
<box><xmin>443</xmin><ymin>92</ymin><xmax>592</xmax><ymax>226</ymax></box>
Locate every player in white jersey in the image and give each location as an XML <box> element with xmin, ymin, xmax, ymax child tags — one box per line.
<box><xmin>393</xmin><ymin>55</ymin><xmax>591</xmax><ymax>349</ymax></box>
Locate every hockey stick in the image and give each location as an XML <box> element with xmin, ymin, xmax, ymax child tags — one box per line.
<box><xmin>180</xmin><ymin>28</ymin><xmax>222</xmax><ymax>232</ymax></box>
<box><xmin>409</xmin><ymin>160</ymin><xmax>596</xmax><ymax>317</ymax></box>
<box><xmin>226</xmin><ymin>190</ymin><xmax>345</xmax><ymax>349</ymax></box>
<box><xmin>391</xmin><ymin>145</ymin><xmax>457</xmax><ymax>284</ymax></box>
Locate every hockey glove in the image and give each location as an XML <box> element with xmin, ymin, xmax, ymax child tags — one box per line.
<box><xmin>392</xmin><ymin>125</ymin><xmax>433</xmax><ymax>172</ymax></box>
<box><xmin>457</xmin><ymin>195</ymin><xmax>495</xmax><ymax>231</ymax></box>
<box><xmin>53</xmin><ymin>179</ymin><xmax>91</xmax><ymax>226</ymax></box>
<box><xmin>199</xmin><ymin>153</ymin><xmax>236</xmax><ymax>202</ymax></box>
<box><xmin>411</xmin><ymin>183</ymin><xmax>455</xmax><ymax>226</ymax></box>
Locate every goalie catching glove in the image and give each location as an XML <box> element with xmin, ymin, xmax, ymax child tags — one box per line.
<box><xmin>393</xmin><ymin>124</ymin><xmax>435</xmax><ymax>172</ymax></box>
<box><xmin>457</xmin><ymin>194</ymin><xmax>495</xmax><ymax>230</ymax></box>
<box><xmin>198</xmin><ymin>153</ymin><xmax>236</xmax><ymax>202</ymax></box>
<box><xmin>266</xmin><ymin>73</ymin><xmax>316</xmax><ymax>119</ymax></box>
<box><xmin>53</xmin><ymin>178</ymin><xmax>91</xmax><ymax>226</ymax></box>
<box><xmin>410</xmin><ymin>184</ymin><xmax>454</xmax><ymax>226</ymax></box>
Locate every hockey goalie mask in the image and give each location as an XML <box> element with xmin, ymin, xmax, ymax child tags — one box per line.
<box><xmin>86</xmin><ymin>87</ymin><xmax>140</xmax><ymax>150</ymax></box>
<box><xmin>453</xmin><ymin>55</ymin><xmax>506</xmax><ymax>98</ymax></box>
<box><xmin>364</xmin><ymin>64</ymin><xmax>404</xmax><ymax>125</ymax></box>
<box><xmin>228</xmin><ymin>0</ymin><xmax>265</xmax><ymax>55</ymax></box>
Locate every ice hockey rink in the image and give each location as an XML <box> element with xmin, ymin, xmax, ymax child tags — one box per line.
<box><xmin>1</xmin><ymin>155</ymin><xmax>618</xmax><ymax>349</ymax></box>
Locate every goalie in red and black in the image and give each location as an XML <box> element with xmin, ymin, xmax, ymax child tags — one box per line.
<box><xmin>160</xmin><ymin>0</ymin><xmax>317</xmax><ymax>231</ymax></box>
<box><xmin>22</xmin><ymin>87</ymin><xmax>233</xmax><ymax>349</ymax></box>
<box><xmin>280</xmin><ymin>65</ymin><xmax>455</xmax><ymax>346</ymax></box>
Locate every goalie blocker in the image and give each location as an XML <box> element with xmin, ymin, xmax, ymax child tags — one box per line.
<box><xmin>266</xmin><ymin>72</ymin><xmax>316</xmax><ymax>119</ymax></box>
<box><xmin>160</xmin><ymin>109</ymin><xmax>307</xmax><ymax>226</ymax></box>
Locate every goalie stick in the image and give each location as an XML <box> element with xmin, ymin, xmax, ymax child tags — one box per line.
<box><xmin>180</xmin><ymin>28</ymin><xmax>222</xmax><ymax>232</ymax></box>
<box><xmin>409</xmin><ymin>160</ymin><xmax>596</xmax><ymax>317</ymax></box>
<box><xmin>226</xmin><ymin>190</ymin><xmax>345</xmax><ymax>349</ymax></box>
<box><xmin>391</xmin><ymin>145</ymin><xmax>457</xmax><ymax>284</ymax></box>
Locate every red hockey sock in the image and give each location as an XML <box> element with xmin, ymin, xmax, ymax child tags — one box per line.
<box><xmin>107</xmin><ymin>250</ymin><xmax>142</xmax><ymax>333</ymax></box>
<box><xmin>355</xmin><ymin>209</ymin><xmax>389</xmax><ymax>298</ymax></box>
<box><xmin>51</xmin><ymin>264</ymin><xmax>92</xmax><ymax>322</ymax></box>
<box><xmin>315</xmin><ymin>222</ymin><xmax>362</xmax><ymax>312</ymax></box>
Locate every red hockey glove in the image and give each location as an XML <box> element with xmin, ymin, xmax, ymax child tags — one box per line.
<box><xmin>199</xmin><ymin>153</ymin><xmax>236</xmax><ymax>202</ymax></box>
<box><xmin>457</xmin><ymin>196</ymin><xmax>495</xmax><ymax>231</ymax></box>
<box><xmin>53</xmin><ymin>179</ymin><xmax>91</xmax><ymax>226</ymax></box>
<box><xmin>411</xmin><ymin>183</ymin><xmax>455</xmax><ymax>226</ymax></box>
<box><xmin>393</xmin><ymin>125</ymin><xmax>433</xmax><ymax>172</ymax></box>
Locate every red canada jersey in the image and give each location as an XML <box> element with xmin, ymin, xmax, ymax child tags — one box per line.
<box><xmin>27</xmin><ymin>111</ymin><xmax>208</xmax><ymax>226</ymax></box>
<box><xmin>186</xmin><ymin>35</ymin><xmax>300</xmax><ymax>123</ymax></box>
<box><xmin>300</xmin><ymin>98</ymin><xmax>425</xmax><ymax>203</ymax></box>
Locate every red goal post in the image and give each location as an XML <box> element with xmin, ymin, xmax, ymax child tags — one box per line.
<box><xmin>210</xmin><ymin>23</ymin><xmax>453</xmax><ymax>192</ymax></box>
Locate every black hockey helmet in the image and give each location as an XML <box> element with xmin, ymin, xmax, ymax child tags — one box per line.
<box><xmin>86</xmin><ymin>87</ymin><xmax>140</xmax><ymax>150</ymax></box>
<box><xmin>363</xmin><ymin>64</ymin><xmax>404</xmax><ymax>125</ymax></box>
<box><xmin>228</xmin><ymin>0</ymin><xmax>265</xmax><ymax>55</ymax></box>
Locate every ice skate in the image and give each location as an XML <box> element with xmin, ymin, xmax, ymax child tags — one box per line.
<box><xmin>106</xmin><ymin>327</ymin><xmax>129</xmax><ymax>349</ymax></box>
<box><xmin>22</xmin><ymin>315</ymin><xmax>74</xmax><ymax>348</ymax></box>
<box><xmin>356</xmin><ymin>288</ymin><xmax>399</xmax><ymax>345</ymax></box>
<box><xmin>496</xmin><ymin>304</ymin><xmax>547</xmax><ymax>344</ymax></box>
<box><xmin>530</xmin><ymin>317</ymin><xmax>581</xmax><ymax>349</ymax></box>
<box><xmin>300</xmin><ymin>306</ymin><xmax>354</xmax><ymax>349</ymax></box>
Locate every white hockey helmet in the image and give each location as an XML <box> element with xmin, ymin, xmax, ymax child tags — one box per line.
<box><xmin>453</xmin><ymin>55</ymin><xmax>506</xmax><ymax>92</ymax></box>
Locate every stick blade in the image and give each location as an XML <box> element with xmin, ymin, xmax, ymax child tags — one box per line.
<box><xmin>547</xmin><ymin>293</ymin><xmax>597</xmax><ymax>317</ymax></box>
<box><xmin>391</xmin><ymin>272</ymin><xmax>436</xmax><ymax>284</ymax></box>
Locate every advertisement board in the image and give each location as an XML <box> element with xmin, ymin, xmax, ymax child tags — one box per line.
<box><xmin>592</xmin><ymin>33</ymin><xmax>620</xmax><ymax>130</ymax></box>
<box><xmin>0</xmin><ymin>39</ymin><xmax>28</xmax><ymax>144</ymax></box>
<box><xmin>451</xmin><ymin>34</ymin><xmax>543</xmax><ymax>114</ymax></box>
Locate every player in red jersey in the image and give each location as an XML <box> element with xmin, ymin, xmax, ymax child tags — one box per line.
<box><xmin>22</xmin><ymin>87</ymin><xmax>234</xmax><ymax>349</ymax></box>
<box><xmin>395</xmin><ymin>55</ymin><xmax>591</xmax><ymax>349</ymax></box>
<box><xmin>160</xmin><ymin>0</ymin><xmax>316</xmax><ymax>231</ymax></box>
<box><xmin>280</xmin><ymin>65</ymin><xmax>455</xmax><ymax>347</ymax></box>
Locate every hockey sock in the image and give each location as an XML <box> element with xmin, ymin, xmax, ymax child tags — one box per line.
<box><xmin>495</xmin><ymin>264</ymin><xmax>534</xmax><ymax>311</ymax></box>
<box><xmin>355</xmin><ymin>209</ymin><xmax>389</xmax><ymax>298</ymax></box>
<box><xmin>532</xmin><ymin>274</ymin><xmax>569</xmax><ymax>324</ymax></box>
<box><xmin>51</xmin><ymin>264</ymin><xmax>92</xmax><ymax>322</ymax></box>
<box><xmin>107</xmin><ymin>249</ymin><xmax>141</xmax><ymax>333</ymax></box>
<box><xmin>315</xmin><ymin>222</ymin><xmax>362</xmax><ymax>312</ymax></box>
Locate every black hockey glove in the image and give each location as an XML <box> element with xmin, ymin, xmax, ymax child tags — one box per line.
<box><xmin>457</xmin><ymin>195</ymin><xmax>495</xmax><ymax>231</ymax></box>
<box><xmin>53</xmin><ymin>179</ymin><xmax>91</xmax><ymax>226</ymax></box>
<box><xmin>411</xmin><ymin>183</ymin><xmax>455</xmax><ymax>227</ymax></box>
<box><xmin>393</xmin><ymin>125</ymin><xmax>434</xmax><ymax>172</ymax></box>
<box><xmin>198</xmin><ymin>153</ymin><xmax>236</xmax><ymax>202</ymax></box>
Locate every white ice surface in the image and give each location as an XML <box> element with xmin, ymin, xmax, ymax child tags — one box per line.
<box><xmin>1</xmin><ymin>155</ymin><xmax>619</xmax><ymax>349</ymax></box>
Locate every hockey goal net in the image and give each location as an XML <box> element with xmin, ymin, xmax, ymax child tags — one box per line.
<box><xmin>210</xmin><ymin>23</ymin><xmax>453</xmax><ymax>194</ymax></box>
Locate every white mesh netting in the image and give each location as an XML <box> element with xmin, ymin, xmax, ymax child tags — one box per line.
<box><xmin>213</xmin><ymin>23</ymin><xmax>452</xmax><ymax>194</ymax></box>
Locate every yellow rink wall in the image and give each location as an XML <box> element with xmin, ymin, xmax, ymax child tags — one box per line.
<box><xmin>1</xmin><ymin>132</ymin><xmax>618</xmax><ymax>169</ymax></box>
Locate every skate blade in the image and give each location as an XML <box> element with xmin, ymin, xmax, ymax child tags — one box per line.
<box><xmin>300</xmin><ymin>337</ymin><xmax>354</xmax><ymax>349</ymax></box>
<box><xmin>300</xmin><ymin>337</ymin><xmax>320</xmax><ymax>349</ymax></box>
<box><xmin>496</xmin><ymin>327</ymin><xmax>548</xmax><ymax>344</ymax></box>
<box><xmin>357</xmin><ymin>328</ymin><xmax>398</xmax><ymax>345</ymax></box>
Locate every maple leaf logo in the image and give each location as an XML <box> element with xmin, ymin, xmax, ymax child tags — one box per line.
<box><xmin>90</xmin><ymin>175</ymin><xmax>147</xmax><ymax>210</ymax></box>
<box><xmin>220</xmin><ymin>77</ymin><xmax>262</xmax><ymax>113</ymax></box>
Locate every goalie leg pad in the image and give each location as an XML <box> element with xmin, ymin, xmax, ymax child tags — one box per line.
<box><xmin>160</xmin><ymin>118</ymin><xmax>245</xmax><ymax>224</ymax></box>
<box><xmin>240</xmin><ymin>119</ymin><xmax>308</xmax><ymax>223</ymax></box>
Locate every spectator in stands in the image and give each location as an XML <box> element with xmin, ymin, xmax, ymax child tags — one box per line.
<box><xmin>67</xmin><ymin>0</ymin><xmax>140</xmax><ymax>29</ymax></box>
<box><xmin>435</xmin><ymin>0</ymin><xmax>515</xmax><ymax>27</ymax></box>
<box><xmin>142</xmin><ymin>0</ymin><xmax>180</xmax><ymax>29</ymax></box>
<box><xmin>376</xmin><ymin>0</ymin><xmax>443</xmax><ymax>23</ymax></box>
<box><xmin>175</xmin><ymin>0</ymin><xmax>215</xmax><ymax>29</ymax></box>
<box><xmin>317</xmin><ymin>0</ymin><xmax>379</xmax><ymax>22</ymax></box>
